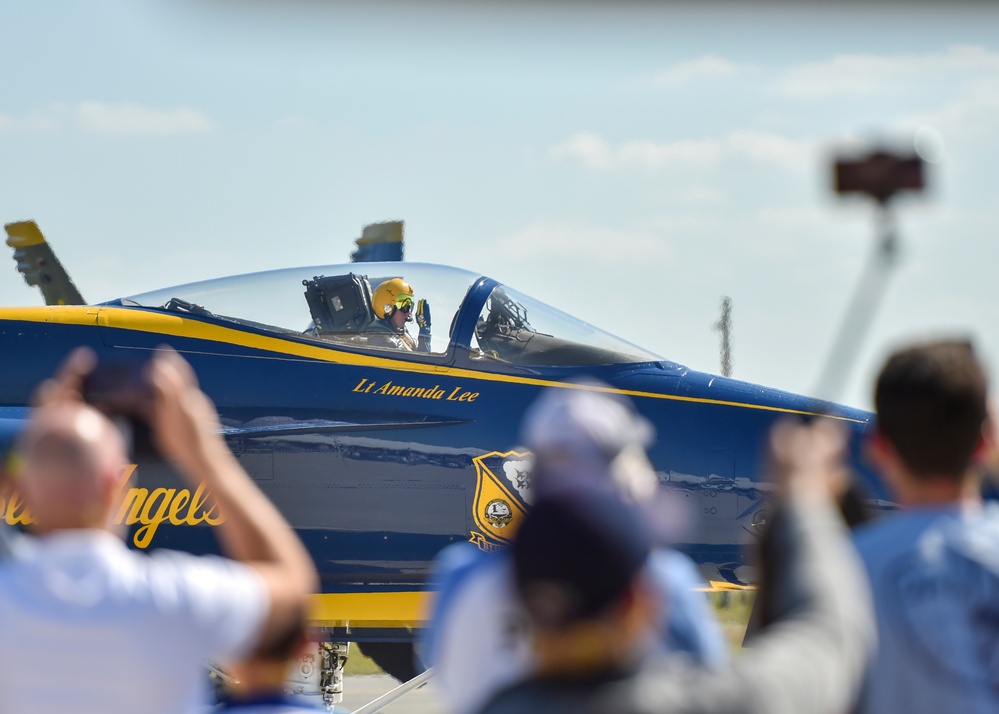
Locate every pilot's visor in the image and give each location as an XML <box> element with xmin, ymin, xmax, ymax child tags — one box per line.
<box><xmin>395</xmin><ymin>294</ymin><xmax>414</xmax><ymax>311</ymax></box>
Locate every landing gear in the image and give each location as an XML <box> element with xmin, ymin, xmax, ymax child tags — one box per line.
<box><xmin>286</xmin><ymin>640</ymin><xmax>349</xmax><ymax>710</ymax></box>
<box><xmin>286</xmin><ymin>639</ymin><xmax>432</xmax><ymax>713</ymax></box>
<box><xmin>320</xmin><ymin>642</ymin><xmax>350</xmax><ymax>708</ymax></box>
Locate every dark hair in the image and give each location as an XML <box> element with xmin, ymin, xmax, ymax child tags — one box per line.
<box><xmin>252</xmin><ymin>605</ymin><xmax>309</xmax><ymax>662</ymax></box>
<box><xmin>875</xmin><ymin>339</ymin><xmax>988</xmax><ymax>479</ymax></box>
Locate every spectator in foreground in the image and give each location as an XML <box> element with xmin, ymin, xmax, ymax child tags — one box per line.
<box><xmin>853</xmin><ymin>339</ymin><xmax>999</xmax><ymax>714</ymax></box>
<box><xmin>425</xmin><ymin>382</ymin><xmax>727</xmax><ymax>714</ymax></box>
<box><xmin>214</xmin><ymin>609</ymin><xmax>322</xmax><ymax>712</ymax></box>
<box><xmin>0</xmin><ymin>347</ymin><xmax>318</xmax><ymax>714</ymax></box>
<box><xmin>480</xmin><ymin>418</ymin><xmax>875</xmax><ymax>714</ymax></box>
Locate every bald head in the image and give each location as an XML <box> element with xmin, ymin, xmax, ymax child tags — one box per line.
<box><xmin>18</xmin><ymin>403</ymin><xmax>128</xmax><ymax>533</ymax></box>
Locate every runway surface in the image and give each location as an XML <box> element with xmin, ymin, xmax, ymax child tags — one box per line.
<box><xmin>338</xmin><ymin>674</ymin><xmax>444</xmax><ymax>714</ymax></box>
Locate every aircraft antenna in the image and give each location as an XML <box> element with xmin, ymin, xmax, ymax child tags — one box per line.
<box><xmin>714</xmin><ymin>296</ymin><xmax>733</xmax><ymax>377</ymax></box>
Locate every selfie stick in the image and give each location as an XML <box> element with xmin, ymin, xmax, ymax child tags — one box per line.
<box><xmin>812</xmin><ymin>150</ymin><xmax>925</xmax><ymax>402</ymax></box>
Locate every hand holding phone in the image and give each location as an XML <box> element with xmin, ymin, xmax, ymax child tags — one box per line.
<box><xmin>82</xmin><ymin>359</ymin><xmax>158</xmax><ymax>460</ymax></box>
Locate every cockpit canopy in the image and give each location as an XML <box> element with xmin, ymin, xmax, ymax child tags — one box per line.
<box><xmin>118</xmin><ymin>262</ymin><xmax>661</xmax><ymax>366</ymax></box>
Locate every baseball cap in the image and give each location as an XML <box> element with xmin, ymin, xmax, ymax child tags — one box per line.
<box><xmin>520</xmin><ymin>379</ymin><xmax>653</xmax><ymax>458</ymax></box>
<box><xmin>512</xmin><ymin>488</ymin><xmax>652</xmax><ymax>630</ymax></box>
<box><xmin>519</xmin><ymin>379</ymin><xmax>658</xmax><ymax>502</ymax></box>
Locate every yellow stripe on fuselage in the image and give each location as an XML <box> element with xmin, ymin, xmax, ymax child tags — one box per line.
<box><xmin>309</xmin><ymin>591</ymin><xmax>428</xmax><ymax>629</ymax></box>
<box><xmin>0</xmin><ymin>306</ymin><xmax>867</xmax><ymax>423</ymax></box>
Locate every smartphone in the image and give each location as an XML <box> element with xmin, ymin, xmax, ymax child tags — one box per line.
<box><xmin>82</xmin><ymin>360</ymin><xmax>158</xmax><ymax>461</ymax></box>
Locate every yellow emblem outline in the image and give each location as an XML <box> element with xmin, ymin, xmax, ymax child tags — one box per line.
<box><xmin>470</xmin><ymin>450</ymin><xmax>532</xmax><ymax>550</ymax></box>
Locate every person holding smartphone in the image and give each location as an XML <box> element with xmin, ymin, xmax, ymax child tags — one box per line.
<box><xmin>0</xmin><ymin>347</ymin><xmax>318</xmax><ymax>714</ymax></box>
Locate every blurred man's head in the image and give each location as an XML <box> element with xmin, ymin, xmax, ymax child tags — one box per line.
<box><xmin>225</xmin><ymin>605</ymin><xmax>311</xmax><ymax>697</ymax></box>
<box><xmin>520</xmin><ymin>381</ymin><xmax>658</xmax><ymax>503</ymax></box>
<box><xmin>512</xmin><ymin>489</ymin><xmax>659</xmax><ymax>674</ymax></box>
<box><xmin>17</xmin><ymin>403</ymin><xmax>127</xmax><ymax>533</ymax></box>
<box><xmin>873</xmin><ymin>339</ymin><xmax>988</xmax><ymax>491</ymax></box>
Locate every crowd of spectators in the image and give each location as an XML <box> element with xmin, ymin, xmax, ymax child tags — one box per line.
<box><xmin>1</xmin><ymin>337</ymin><xmax>994</xmax><ymax>714</ymax></box>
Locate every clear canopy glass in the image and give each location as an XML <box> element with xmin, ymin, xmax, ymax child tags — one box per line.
<box><xmin>120</xmin><ymin>263</ymin><xmax>661</xmax><ymax>365</ymax></box>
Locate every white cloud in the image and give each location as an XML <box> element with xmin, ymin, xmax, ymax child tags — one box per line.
<box><xmin>653</xmin><ymin>54</ymin><xmax>757</xmax><ymax>87</ymax></box>
<box><xmin>773</xmin><ymin>45</ymin><xmax>999</xmax><ymax>99</ymax></box>
<box><xmin>675</xmin><ymin>186</ymin><xmax>726</xmax><ymax>205</ymax></box>
<box><xmin>497</xmin><ymin>220</ymin><xmax>673</xmax><ymax>263</ymax></box>
<box><xmin>0</xmin><ymin>102</ymin><xmax>215</xmax><ymax>136</ymax></box>
<box><xmin>725</xmin><ymin>130</ymin><xmax>808</xmax><ymax>171</ymax></box>
<box><xmin>550</xmin><ymin>130</ymin><xmax>811</xmax><ymax>173</ymax></box>
<box><xmin>548</xmin><ymin>132</ymin><xmax>617</xmax><ymax>170</ymax></box>
<box><xmin>75</xmin><ymin>102</ymin><xmax>214</xmax><ymax>136</ymax></box>
<box><xmin>895</xmin><ymin>79</ymin><xmax>999</xmax><ymax>142</ymax></box>
<box><xmin>0</xmin><ymin>108</ymin><xmax>62</xmax><ymax>132</ymax></box>
<box><xmin>446</xmin><ymin>220</ymin><xmax>675</xmax><ymax>282</ymax></box>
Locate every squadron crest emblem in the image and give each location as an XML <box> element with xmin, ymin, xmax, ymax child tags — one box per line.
<box><xmin>469</xmin><ymin>451</ymin><xmax>532</xmax><ymax>552</ymax></box>
<box><xmin>484</xmin><ymin>499</ymin><xmax>513</xmax><ymax>528</ymax></box>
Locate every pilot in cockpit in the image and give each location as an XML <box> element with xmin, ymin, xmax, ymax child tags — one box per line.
<box><xmin>368</xmin><ymin>278</ymin><xmax>432</xmax><ymax>352</ymax></box>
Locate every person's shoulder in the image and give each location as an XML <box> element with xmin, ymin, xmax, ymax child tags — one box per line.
<box><xmin>945</xmin><ymin>502</ymin><xmax>999</xmax><ymax>570</ymax></box>
<box><xmin>13</xmin><ymin>529</ymin><xmax>129</xmax><ymax>573</ymax></box>
<box><xmin>431</xmin><ymin>544</ymin><xmax>512</xmax><ymax>615</ymax></box>
<box><xmin>967</xmin><ymin>500</ymin><xmax>999</xmax><ymax>531</ymax></box>
<box><xmin>144</xmin><ymin>549</ymin><xmax>261</xmax><ymax>583</ymax></box>
<box><xmin>856</xmin><ymin>505</ymin><xmax>999</xmax><ymax>594</ymax></box>
<box><xmin>853</xmin><ymin>508</ymin><xmax>947</xmax><ymax>557</ymax></box>
<box><xmin>365</xmin><ymin>327</ymin><xmax>406</xmax><ymax>350</ymax></box>
<box><xmin>647</xmin><ymin>548</ymin><xmax>703</xmax><ymax>587</ymax></box>
<box><xmin>852</xmin><ymin>514</ymin><xmax>896</xmax><ymax>550</ymax></box>
<box><xmin>433</xmin><ymin>542</ymin><xmax>504</xmax><ymax>583</ymax></box>
<box><xmin>851</xmin><ymin>512</ymin><xmax>928</xmax><ymax>581</ymax></box>
<box><xmin>425</xmin><ymin>542</ymin><xmax>513</xmax><ymax>645</ymax></box>
<box><xmin>366</xmin><ymin>318</ymin><xmax>395</xmax><ymax>333</ymax></box>
<box><xmin>115</xmin><ymin>548</ymin><xmax>264</xmax><ymax>610</ymax></box>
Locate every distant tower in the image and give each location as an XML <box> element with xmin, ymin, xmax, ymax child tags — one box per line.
<box><xmin>714</xmin><ymin>296</ymin><xmax>732</xmax><ymax>377</ymax></box>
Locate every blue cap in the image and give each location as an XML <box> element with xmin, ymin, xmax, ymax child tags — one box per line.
<box><xmin>512</xmin><ymin>488</ymin><xmax>652</xmax><ymax>629</ymax></box>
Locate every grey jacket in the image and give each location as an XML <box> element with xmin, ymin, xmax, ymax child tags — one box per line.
<box><xmin>480</xmin><ymin>498</ymin><xmax>875</xmax><ymax>714</ymax></box>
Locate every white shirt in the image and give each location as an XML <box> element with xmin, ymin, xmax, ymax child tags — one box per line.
<box><xmin>0</xmin><ymin>529</ymin><xmax>268</xmax><ymax>714</ymax></box>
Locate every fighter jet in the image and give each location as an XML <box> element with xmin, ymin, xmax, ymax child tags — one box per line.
<box><xmin>0</xmin><ymin>221</ymin><xmax>885</xmax><ymax>700</ymax></box>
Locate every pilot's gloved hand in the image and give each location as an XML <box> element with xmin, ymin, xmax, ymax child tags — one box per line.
<box><xmin>416</xmin><ymin>299</ymin><xmax>432</xmax><ymax>338</ymax></box>
<box><xmin>416</xmin><ymin>299</ymin><xmax>432</xmax><ymax>353</ymax></box>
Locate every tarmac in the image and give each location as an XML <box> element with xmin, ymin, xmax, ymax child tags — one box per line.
<box><xmin>338</xmin><ymin>674</ymin><xmax>443</xmax><ymax>714</ymax></box>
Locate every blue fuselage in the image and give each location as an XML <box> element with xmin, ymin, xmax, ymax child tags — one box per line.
<box><xmin>0</xmin><ymin>272</ymin><xmax>881</xmax><ymax>636</ymax></box>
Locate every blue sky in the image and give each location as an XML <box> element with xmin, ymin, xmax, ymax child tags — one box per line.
<box><xmin>2</xmin><ymin>1</ymin><xmax>997</xmax><ymax>410</ymax></box>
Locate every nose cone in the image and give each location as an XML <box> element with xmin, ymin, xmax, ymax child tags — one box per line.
<box><xmin>612</xmin><ymin>362</ymin><xmax>873</xmax><ymax>424</ymax></box>
<box><xmin>681</xmin><ymin>369</ymin><xmax>885</xmax><ymax>499</ymax></box>
<box><xmin>612</xmin><ymin>362</ymin><xmax>887</xmax><ymax>505</ymax></box>
<box><xmin>689</xmin><ymin>371</ymin><xmax>873</xmax><ymax>423</ymax></box>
